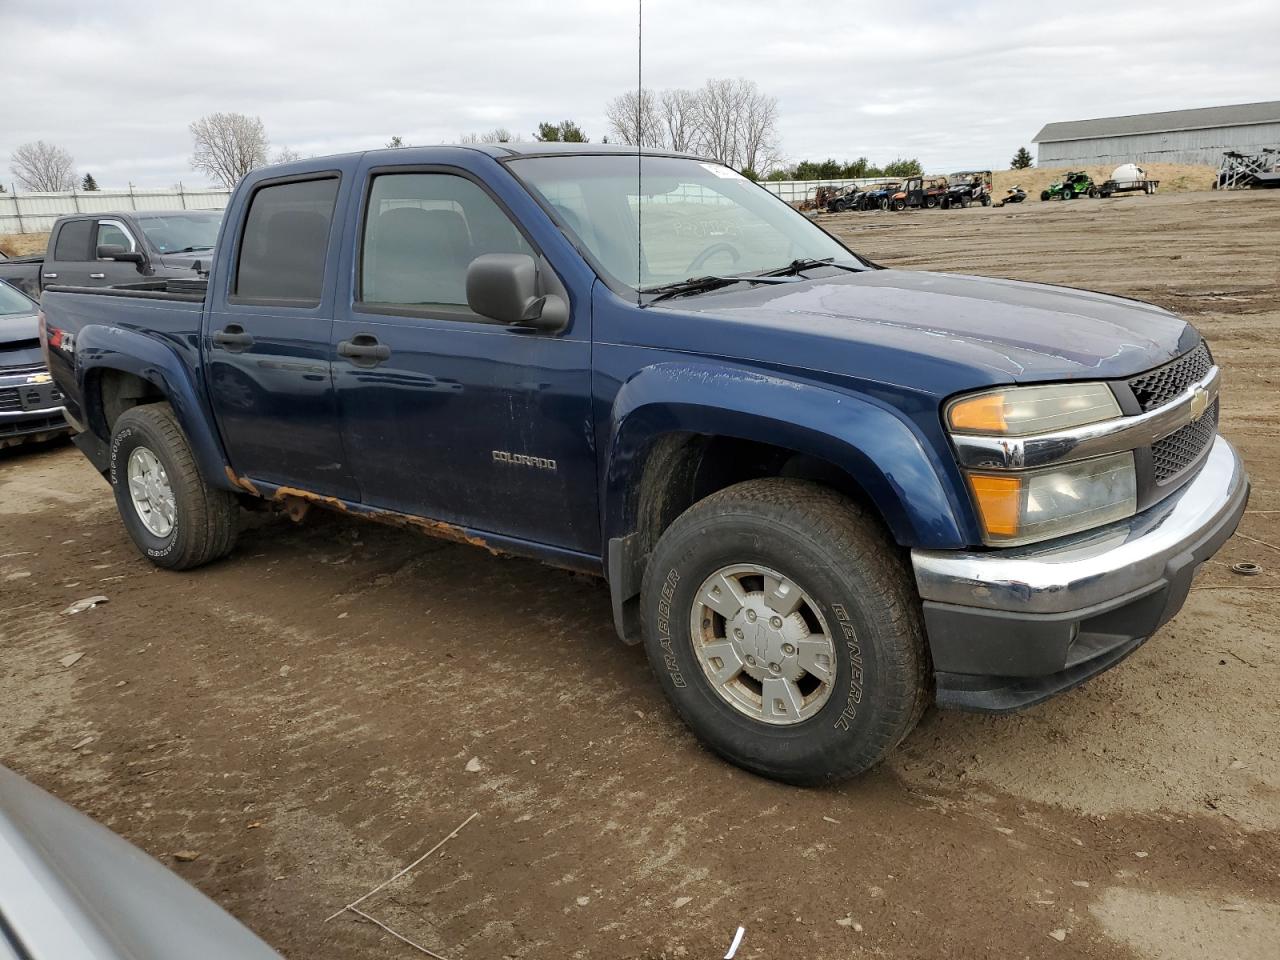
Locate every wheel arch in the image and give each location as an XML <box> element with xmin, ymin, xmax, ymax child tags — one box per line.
<box><xmin>75</xmin><ymin>326</ymin><xmax>235</xmax><ymax>490</ymax></box>
<box><xmin>601</xmin><ymin>363</ymin><xmax>969</xmax><ymax>642</ymax></box>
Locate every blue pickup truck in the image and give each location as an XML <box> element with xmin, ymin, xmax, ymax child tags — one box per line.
<box><xmin>39</xmin><ymin>144</ymin><xmax>1248</xmax><ymax>784</ymax></box>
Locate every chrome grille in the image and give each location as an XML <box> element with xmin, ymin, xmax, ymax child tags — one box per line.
<box><xmin>1152</xmin><ymin>399</ymin><xmax>1218</xmax><ymax>484</ymax></box>
<box><xmin>0</xmin><ymin>387</ymin><xmax>19</xmax><ymax>412</ymax></box>
<box><xmin>1128</xmin><ymin>342</ymin><xmax>1212</xmax><ymax>412</ymax></box>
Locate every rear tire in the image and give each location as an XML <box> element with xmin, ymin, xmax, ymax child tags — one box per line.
<box><xmin>109</xmin><ymin>403</ymin><xmax>239</xmax><ymax>570</ymax></box>
<box><xmin>640</xmin><ymin>479</ymin><xmax>929</xmax><ymax>785</ymax></box>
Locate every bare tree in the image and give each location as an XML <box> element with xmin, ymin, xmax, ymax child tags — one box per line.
<box><xmin>658</xmin><ymin>88</ymin><xmax>701</xmax><ymax>152</ymax></box>
<box><xmin>10</xmin><ymin>140</ymin><xmax>76</xmax><ymax>192</ymax></box>
<box><xmin>459</xmin><ymin>127</ymin><xmax>517</xmax><ymax>144</ymax></box>
<box><xmin>606</xmin><ymin>79</ymin><xmax>781</xmax><ymax>171</ymax></box>
<box><xmin>735</xmin><ymin>81</ymin><xmax>781</xmax><ymax>174</ymax></box>
<box><xmin>273</xmin><ymin>147</ymin><xmax>303</xmax><ymax>164</ymax></box>
<box><xmin>189</xmin><ymin>112</ymin><xmax>270</xmax><ymax>188</ymax></box>
<box><xmin>604</xmin><ymin>89</ymin><xmax>664</xmax><ymax>148</ymax></box>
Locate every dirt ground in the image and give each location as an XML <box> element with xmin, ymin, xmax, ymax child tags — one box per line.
<box><xmin>2</xmin><ymin>189</ymin><xmax>1278</xmax><ymax>959</ymax></box>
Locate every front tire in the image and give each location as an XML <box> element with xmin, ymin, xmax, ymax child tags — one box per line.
<box><xmin>640</xmin><ymin>479</ymin><xmax>929</xmax><ymax>785</ymax></box>
<box><xmin>110</xmin><ymin>403</ymin><xmax>239</xmax><ymax>570</ymax></box>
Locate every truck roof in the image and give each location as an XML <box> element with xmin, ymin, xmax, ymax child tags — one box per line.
<box><xmin>54</xmin><ymin>209</ymin><xmax>222</xmax><ymax>222</ymax></box>
<box><xmin>261</xmin><ymin>142</ymin><xmax>711</xmax><ymax>172</ymax></box>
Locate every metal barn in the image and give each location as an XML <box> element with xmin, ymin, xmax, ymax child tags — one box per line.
<box><xmin>1033</xmin><ymin>101</ymin><xmax>1280</xmax><ymax>166</ymax></box>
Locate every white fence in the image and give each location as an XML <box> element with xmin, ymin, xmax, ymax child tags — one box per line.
<box><xmin>0</xmin><ymin>186</ymin><xmax>232</xmax><ymax>234</ymax></box>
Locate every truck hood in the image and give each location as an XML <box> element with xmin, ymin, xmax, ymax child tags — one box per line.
<box><xmin>665</xmin><ymin>269</ymin><xmax>1196</xmax><ymax>384</ymax></box>
<box><xmin>0</xmin><ymin>309</ymin><xmax>38</xmax><ymax>346</ymax></box>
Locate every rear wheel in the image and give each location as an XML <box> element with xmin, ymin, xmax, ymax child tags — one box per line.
<box><xmin>891</xmin><ymin>198</ymin><xmax>906</xmax><ymax>211</ymax></box>
<box><xmin>110</xmin><ymin>403</ymin><xmax>239</xmax><ymax>570</ymax></box>
<box><xmin>640</xmin><ymin>479</ymin><xmax>929</xmax><ymax>785</ymax></box>
<box><xmin>925</xmin><ymin>196</ymin><xmax>938</xmax><ymax>209</ymax></box>
<box><xmin>1088</xmin><ymin>187</ymin><xmax>1100</xmax><ymax>199</ymax></box>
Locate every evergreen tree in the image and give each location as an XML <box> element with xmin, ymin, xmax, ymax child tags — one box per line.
<box><xmin>1011</xmin><ymin>146</ymin><xmax>1034</xmax><ymax>169</ymax></box>
<box><xmin>81</xmin><ymin>173</ymin><xmax>100</xmax><ymax>191</ymax></box>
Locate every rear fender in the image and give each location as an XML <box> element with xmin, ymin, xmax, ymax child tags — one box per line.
<box><xmin>75</xmin><ymin>325</ymin><xmax>234</xmax><ymax>490</ymax></box>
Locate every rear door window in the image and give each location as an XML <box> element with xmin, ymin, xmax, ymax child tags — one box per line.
<box><xmin>234</xmin><ymin>177</ymin><xmax>339</xmax><ymax>303</ymax></box>
<box><xmin>53</xmin><ymin>220</ymin><xmax>93</xmax><ymax>261</ymax></box>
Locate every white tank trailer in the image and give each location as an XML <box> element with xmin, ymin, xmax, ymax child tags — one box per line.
<box><xmin>1098</xmin><ymin>164</ymin><xmax>1158</xmax><ymax>197</ymax></box>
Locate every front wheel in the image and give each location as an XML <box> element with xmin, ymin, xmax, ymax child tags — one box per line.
<box><xmin>1040</xmin><ymin>190</ymin><xmax>1051</xmax><ymax>201</ymax></box>
<box><xmin>640</xmin><ymin>479</ymin><xmax>929</xmax><ymax>784</ymax></box>
<box><xmin>110</xmin><ymin>403</ymin><xmax>239</xmax><ymax>570</ymax></box>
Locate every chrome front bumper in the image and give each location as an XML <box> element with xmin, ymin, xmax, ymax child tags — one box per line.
<box><xmin>911</xmin><ymin>436</ymin><xmax>1249</xmax><ymax>711</ymax></box>
<box><xmin>0</xmin><ymin>366</ymin><xmax>67</xmax><ymax>444</ymax></box>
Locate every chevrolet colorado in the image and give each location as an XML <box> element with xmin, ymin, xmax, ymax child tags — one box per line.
<box><xmin>38</xmin><ymin>144</ymin><xmax>1248</xmax><ymax>783</ymax></box>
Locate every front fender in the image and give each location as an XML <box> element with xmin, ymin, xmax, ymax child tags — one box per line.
<box><xmin>604</xmin><ymin>361</ymin><xmax>972</xmax><ymax>549</ymax></box>
<box><xmin>75</xmin><ymin>326</ymin><xmax>234</xmax><ymax>490</ymax></box>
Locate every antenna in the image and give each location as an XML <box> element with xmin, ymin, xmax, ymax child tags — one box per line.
<box><xmin>636</xmin><ymin>0</ymin><xmax>643</xmax><ymax>305</ymax></box>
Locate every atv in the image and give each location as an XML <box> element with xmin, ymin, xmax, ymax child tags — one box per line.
<box><xmin>861</xmin><ymin>181</ymin><xmax>902</xmax><ymax>211</ymax></box>
<box><xmin>825</xmin><ymin>185</ymin><xmax>866</xmax><ymax>213</ymax></box>
<box><xmin>887</xmin><ymin>176</ymin><xmax>949</xmax><ymax>211</ymax></box>
<box><xmin>1040</xmin><ymin>171</ymin><xmax>1099</xmax><ymax>201</ymax></box>
<box><xmin>941</xmin><ymin>170</ymin><xmax>992</xmax><ymax>209</ymax></box>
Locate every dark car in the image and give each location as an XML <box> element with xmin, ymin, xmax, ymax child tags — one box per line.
<box><xmin>0</xmin><ymin>279</ymin><xmax>66</xmax><ymax>448</ymax></box>
<box><xmin>40</xmin><ymin>145</ymin><xmax>1247</xmax><ymax>786</ymax></box>
<box><xmin>0</xmin><ymin>209</ymin><xmax>222</xmax><ymax>299</ymax></box>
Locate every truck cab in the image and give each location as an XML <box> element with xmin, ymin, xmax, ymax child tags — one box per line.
<box><xmin>0</xmin><ymin>210</ymin><xmax>221</xmax><ymax>298</ymax></box>
<box><xmin>38</xmin><ymin>145</ymin><xmax>1248</xmax><ymax>786</ymax></box>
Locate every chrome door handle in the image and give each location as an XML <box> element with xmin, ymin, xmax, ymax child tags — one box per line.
<box><xmin>89</xmin><ymin>273</ymin><xmax>105</xmax><ymax>279</ymax></box>
<box><xmin>42</xmin><ymin>273</ymin><xmax>57</xmax><ymax>279</ymax></box>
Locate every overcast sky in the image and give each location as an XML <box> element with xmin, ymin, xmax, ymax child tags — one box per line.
<box><xmin>2</xmin><ymin>0</ymin><xmax>1277</xmax><ymax>189</ymax></box>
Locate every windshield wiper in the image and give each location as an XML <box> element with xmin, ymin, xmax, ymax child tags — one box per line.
<box><xmin>643</xmin><ymin>272</ymin><xmax>808</xmax><ymax>304</ymax></box>
<box><xmin>171</xmin><ymin>245</ymin><xmax>214</xmax><ymax>253</ymax></box>
<box><xmin>757</xmin><ymin>257</ymin><xmax>864</xmax><ymax>278</ymax></box>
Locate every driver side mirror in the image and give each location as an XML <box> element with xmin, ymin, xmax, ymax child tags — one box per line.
<box><xmin>465</xmin><ymin>253</ymin><xmax>568</xmax><ymax>332</ymax></box>
<box><xmin>97</xmin><ymin>244</ymin><xmax>144</xmax><ymax>264</ymax></box>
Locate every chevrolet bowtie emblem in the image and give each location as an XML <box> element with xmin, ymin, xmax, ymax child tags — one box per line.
<box><xmin>1190</xmin><ymin>385</ymin><xmax>1209</xmax><ymax>421</ymax></box>
<box><xmin>25</xmin><ymin>372</ymin><xmax>52</xmax><ymax>385</ymax></box>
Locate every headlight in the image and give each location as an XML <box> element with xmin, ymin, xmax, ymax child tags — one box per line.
<box><xmin>966</xmin><ymin>452</ymin><xmax>1137</xmax><ymax>545</ymax></box>
<box><xmin>948</xmin><ymin>382</ymin><xmax>1121</xmax><ymax>435</ymax></box>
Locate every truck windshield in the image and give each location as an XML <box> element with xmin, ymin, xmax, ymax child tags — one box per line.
<box><xmin>138</xmin><ymin>213</ymin><xmax>223</xmax><ymax>254</ymax></box>
<box><xmin>0</xmin><ymin>281</ymin><xmax>35</xmax><ymax>315</ymax></box>
<box><xmin>508</xmin><ymin>155</ymin><xmax>862</xmax><ymax>293</ymax></box>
